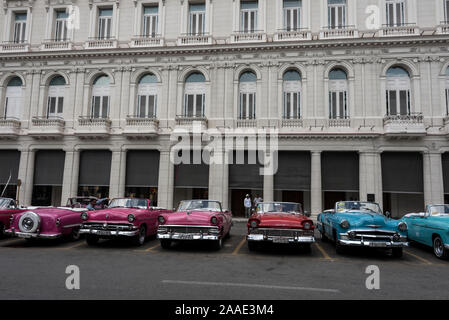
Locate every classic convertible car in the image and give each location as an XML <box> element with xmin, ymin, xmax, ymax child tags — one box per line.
<box><xmin>0</xmin><ymin>197</ymin><xmax>26</xmax><ymax>238</ymax></box>
<box><xmin>6</xmin><ymin>206</ymin><xmax>85</xmax><ymax>241</ymax></box>
<box><xmin>157</xmin><ymin>200</ymin><xmax>232</xmax><ymax>250</ymax></box>
<box><xmin>247</xmin><ymin>202</ymin><xmax>315</xmax><ymax>252</ymax></box>
<box><xmin>402</xmin><ymin>204</ymin><xmax>449</xmax><ymax>259</ymax></box>
<box><xmin>79</xmin><ymin>198</ymin><xmax>171</xmax><ymax>246</ymax></box>
<box><xmin>317</xmin><ymin>201</ymin><xmax>408</xmax><ymax>257</ymax></box>
<box><xmin>66</xmin><ymin>196</ymin><xmax>106</xmax><ymax>209</ymax></box>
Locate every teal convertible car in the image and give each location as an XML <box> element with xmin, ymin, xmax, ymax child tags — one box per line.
<box><xmin>317</xmin><ymin>201</ymin><xmax>408</xmax><ymax>257</ymax></box>
<box><xmin>402</xmin><ymin>204</ymin><xmax>449</xmax><ymax>259</ymax></box>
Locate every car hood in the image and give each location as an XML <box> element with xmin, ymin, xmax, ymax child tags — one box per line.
<box><xmin>337</xmin><ymin>212</ymin><xmax>397</xmax><ymax>229</ymax></box>
<box><xmin>87</xmin><ymin>208</ymin><xmax>143</xmax><ymax>222</ymax></box>
<box><xmin>25</xmin><ymin>207</ymin><xmax>82</xmax><ymax>218</ymax></box>
<box><xmin>257</xmin><ymin>213</ymin><xmax>311</xmax><ymax>229</ymax></box>
<box><xmin>163</xmin><ymin>210</ymin><xmax>218</xmax><ymax>226</ymax></box>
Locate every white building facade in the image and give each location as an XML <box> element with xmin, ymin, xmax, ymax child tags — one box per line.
<box><xmin>0</xmin><ymin>0</ymin><xmax>449</xmax><ymax>218</ymax></box>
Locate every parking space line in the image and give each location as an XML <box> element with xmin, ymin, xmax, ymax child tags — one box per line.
<box><xmin>232</xmin><ymin>237</ymin><xmax>246</xmax><ymax>255</ymax></box>
<box><xmin>144</xmin><ymin>243</ymin><xmax>161</xmax><ymax>252</ymax></box>
<box><xmin>314</xmin><ymin>242</ymin><xmax>334</xmax><ymax>261</ymax></box>
<box><xmin>404</xmin><ymin>250</ymin><xmax>432</xmax><ymax>265</ymax></box>
<box><xmin>58</xmin><ymin>241</ymin><xmax>86</xmax><ymax>250</ymax></box>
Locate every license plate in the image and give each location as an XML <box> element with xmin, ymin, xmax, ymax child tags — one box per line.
<box><xmin>272</xmin><ymin>237</ymin><xmax>289</xmax><ymax>244</ymax></box>
<box><xmin>369</xmin><ymin>242</ymin><xmax>385</xmax><ymax>247</ymax></box>
<box><xmin>179</xmin><ymin>234</ymin><xmax>194</xmax><ymax>240</ymax></box>
<box><xmin>96</xmin><ymin>230</ymin><xmax>111</xmax><ymax>236</ymax></box>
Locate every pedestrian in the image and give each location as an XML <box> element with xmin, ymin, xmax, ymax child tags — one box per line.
<box><xmin>253</xmin><ymin>194</ymin><xmax>263</xmax><ymax>209</ymax></box>
<box><xmin>244</xmin><ymin>194</ymin><xmax>252</xmax><ymax>218</ymax></box>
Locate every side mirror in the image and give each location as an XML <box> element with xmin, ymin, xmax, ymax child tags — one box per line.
<box><xmin>385</xmin><ymin>211</ymin><xmax>391</xmax><ymax>218</ymax></box>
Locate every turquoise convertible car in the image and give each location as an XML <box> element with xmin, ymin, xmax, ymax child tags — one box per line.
<box><xmin>402</xmin><ymin>204</ymin><xmax>449</xmax><ymax>259</ymax></box>
<box><xmin>317</xmin><ymin>201</ymin><xmax>408</xmax><ymax>257</ymax></box>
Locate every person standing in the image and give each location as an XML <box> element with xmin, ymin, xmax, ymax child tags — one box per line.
<box><xmin>244</xmin><ymin>194</ymin><xmax>252</xmax><ymax>218</ymax></box>
<box><xmin>253</xmin><ymin>194</ymin><xmax>263</xmax><ymax>209</ymax></box>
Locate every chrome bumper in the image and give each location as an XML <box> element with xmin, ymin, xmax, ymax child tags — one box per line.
<box><xmin>338</xmin><ymin>239</ymin><xmax>408</xmax><ymax>248</ymax></box>
<box><xmin>247</xmin><ymin>234</ymin><xmax>315</xmax><ymax>243</ymax></box>
<box><xmin>5</xmin><ymin>229</ymin><xmax>62</xmax><ymax>239</ymax></box>
<box><xmin>79</xmin><ymin>228</ymin><xmax>139</xmax><ymax>237</ymax></box>
<box><xmin>157</xmin><ymin>232</ymin><xmax>219</xmax><ymax>241</ymax></box>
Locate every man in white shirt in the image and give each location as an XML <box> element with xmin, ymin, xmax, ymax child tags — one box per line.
<box><xmin>244</xmin><ymin>194</ymin><xmax>252</xmax><ymax>218</ymax></box>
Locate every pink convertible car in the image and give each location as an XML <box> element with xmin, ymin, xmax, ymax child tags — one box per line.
<box><xmin>0</xmin><ymin>197</ymin><xmax>26</xmax><ymax>238</ymax></box>
<box><xmin>79</xmin><ymin>198</ymin><xmax>171</xmax><ymax>246</ymax></box>
<box><xmin>157</xmin><ymin>200</ymin><xmax>233</xmax><ymax>250</ymax></box>
<box><xmin>6</xmin><ymin>206</ymin><xmax>85</xmax><ymax>241</ymax></box>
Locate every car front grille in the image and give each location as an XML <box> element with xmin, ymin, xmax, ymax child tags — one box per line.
<box><xmin>164</xmin><ymin>226</ymin><xmax>217</xmax><ymax>234</ymax></box>
<box><xmin>82</xmin><ymin>222</ymin><xmax>135</xmax><ymax>231</ymax></box>
<box><xmin>351</xmin><ymin>230</ymin><xmax>396</xmax><ymax>241</ymax></box>
<box><xmin>251</xmin><ymin>228</ymin><xmax>313</xmax><ymax>237</ymax></box>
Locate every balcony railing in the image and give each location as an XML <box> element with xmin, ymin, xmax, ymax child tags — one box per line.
<box><xmin>380</xmin><ymin>23</ymin><xmax>419</xmax><ymax>36</ymax></box>
<box><xmin>78</xmin><ymin>116</ymin><xmax>112</xmax><ymax>126</ymax></box>
<box><xmin>319</xmin><ymin>26</ymin><xmax>358</xmax><ymax>39</ymax></box>
<box><xmin>178</xmin><ymin>33</ymin><xmax>213</xmax><ymax>45</ymax></box>
<box><xmin>41</xmin><ymin>39</ymin><xmax>73</xmax><ymax>51</ymax></box>
<box><xmin>383</xmin><ymin>113</ymin><xmax>425</xmax><ymax>137</ymax></box>
<box><xmin>124</xmin><ymin>115</ymin><xmax>159</xmax><ymax>138</ymax></box>
<box><xmin>29</xmin><ymin>116</ymin><xmax>65</xmax><ymax>138</ymax></box>
<box><xmin>0</xmin><ymin>41</ymin><xmax>29</xmax><ymax>53</ymax></box>
<box><xmin>274</xmin><ymin>28</ymin><xmax>311</xmax><ymax>41</ymax></box>
<box><xmin>328</xmin><ymin>118</ymin><xmax>351</xmax><ymax>127</ymax></box>
<box><xmin>130</xmin><ymin>35</ymin><xmax>164</xmax><ymax>47</ymax></box>
<box><xmin>383</xmin><ymin>113</ymin><xmax>423</xmax><ymax>124</ymax></box>
<box><xmin>31</xmin><ymin>116</ymin><xmax>65</xmax><ymax>127</ymax></box>
<box><xmin>236</xmin><ymin>119</ymin><xmax>257</xmax><ymax>128</ymax></box>
<box><xmin>77</xmin><ymin>116</ymin><xmax>112</xmax><ymax>138</ymax></box>
<box><xmin>175</xmin><ymin>115</ymin><xmax>208</xmax><ymax>129</ymax></box>
<box><xmin>281</xmin><ymin>118</ymin><xmax>303</xmax><ymax>128</ymax></box>
<box><xmin>230</xmin><ymin>31</ymin><xmax>266</xmax><ymax>43</ymax></box>
<box><xmin>0</xmin><ymin>117</ymin><xmax>21</xmax><ymax>138</ymax></box>
<box><xmin>84</xmin><ymin>37</ymin><xmax>117</xmax><ymax>49</ymax></box>
<box><xmin>437</xmin><ymin>21</ymin><xmax>449</xmax><ymax>34</ymax></box>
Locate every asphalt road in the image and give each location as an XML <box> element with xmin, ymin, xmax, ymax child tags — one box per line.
<box><xmin>0</xmin><ymin>221</ymin><xmax>448</xmax><ymax>300</ymax></box>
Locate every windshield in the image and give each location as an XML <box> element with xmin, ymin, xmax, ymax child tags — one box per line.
<box><xmin>256</xmin><ymin>202</ymin><xmax>302</xmax><ymax>214</ymax></box>
<box><xmin>177</xmin><ymin>200</ymin><xmax>221</xmax><ymax>212</ymax></box>
<box><xmin>70</xmin><ymin>198</ymin><xmax>95</xmax><ymax>206</ymax></box>
<box><xmin>108</xmin><ymin>198</ymin><xmax>148</xmax><ymax>209</ymax></box>
<box><xmin>428</xmin><ymin>205</ymin><xmax>449</xmax><ymax>216</ymax></box>
<box><xmin>0</xmin><ymin>198</ymin><xmax>13</xmax><ymax>208</ymax></box>
<box><xmin>335</xmin><ymin>201</ymin><xmax>382</xmax><ymax>215</ymax></box>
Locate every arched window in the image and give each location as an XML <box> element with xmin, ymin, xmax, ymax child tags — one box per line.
<box><xmin>283</xmin><ymin>70</ymin><xmax>301</xmax><ymax>119</ymax></box>
<box><xmin>47</xmin><ymin>75</ymin><xmax>66</xmax><ymax>118</ymax></box>
<box><xmin>184</xmin><ymin>72</ymin><xmax>205</xmax><ymax>117</ymax></box>
<box><xmin>4</xmin><ymin>77</ymin><xmax>23</xmax><ymax>120</ymax></box>
<box><xmin>386</xmin><ymin>66</ymin><xmax>410</xmax><ymax>116</ymax></box>
<box><xmin>239</xmin><ymin>71</ymin><xmax>257</xmax><ymax>119</ymax></box>
<box><xmin>445</xmin><ymin>67</ymin><xmax>449</xmax><ymax>116</ymax></box>
<box><xmin>137</xmin><ymin>74</ymin><xmax>157</xmax><ymax>118</ymax></box>
<box><xmin>328</xmin><ymin>68</ymin><xmax>348</xmax><ymax>119</ymax></box>
<box><xmin>91</xmin><ymin>75</ymin><xmax>110</xmax><ymax>119</ymax></box>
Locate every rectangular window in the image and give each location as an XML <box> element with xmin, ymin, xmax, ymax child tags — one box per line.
<box><xmin>329</xmin><ymin>91</ymin><xmax>347</xmax><ymax>119</ymax></box>
<box><xmin>445</xmin><ymin>0</ymin><xmax>449</xmax><ymax>23</ymax></box>
<box><xmin>98</xmin><ymin>8</ymin><xmax>113</xmax><ymax>39</ymax></box>
<box><xmin>143</xmin><ymin>6</ymin><xmax>158</xmax><ymax>37</ymax></box>
<box><xmin>386</xmin><ymin>0</ymin><xmax>405</xmax><ymax>27</ymax></box>
<box><xmin>184</xmin><ymin>94</ymin><xmax>204</xmax><ymax>117</ymax></box>
<box><xmin>189</xmin><ymin>3</ymin><xmax>206</xmax><ymax>35</ymax></box>
<box><xmin>91</xmin><ymin>96</ymin><xmax>109</xmax><ymax>118</ymax></box>
<box><xmin>240</xmin><ymin>1</ymin><xmax>258</xmax><ymax>33</ymax></box>
<box><xmin>137</xmin><ymin>95</ymin><xmax>157</xmax><ymax>118</ymax></box>
<box><xmin>283</xmin><ymin>92</ymin><xmax>300</xmax><ymax>119</ymax></box>
<box><xmin>240</xmin><ymin>93</ymin><xmax>256</xmax><ymax>119</ymax></box>
<box><xmin>328</xmin><ymin>0</ymin><xmax>346</xmax><ymax>29</ymax></box>
<box><xmin>47</xmin><ymin>97</ymin><xmax>64</xmax><ymax>118</ymax></box>
<box><xmin>387</xmin><ymin>89</ymin><xmax>410</xmax><ymax>116</ymax></box>
<box><xmin>13</xmin><ymin>12</ymin><xmax>27</xmax><ymax>43</ymax></box>
<box><xmin>55</xmin><ymin>10</ymin><xmax>69</xmax><ymax>41</ymax></box>
<box><xmin>283</xmin><ymin>0</ymin><xmax>301</xmax><ymax>31</ymax></box>
<box><xmin>446</xmin><ymin>89</ymin><xmax>449</xmax><ymax>115</ymax></box>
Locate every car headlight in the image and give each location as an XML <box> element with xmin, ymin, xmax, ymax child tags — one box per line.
<box><xmin>128</xmin><ymin>214</ymin><xmax>136</xmax><ymax>223</ymax></box>
<box><xmin>348</xmin><ymin>231</ymin><xmax>356</xmax><ymax>239</ymax></box>
<box><xmin>250</xmin><ymin>220</ymin><xmax>259</xmax><ymax>228</ymax></box>
<box><xmin>158</xmin><ymin>216</ymin><xmax>165</xmax><ymax>224</ymax></box>
<box><xmin>303</xmin><ymin>222</ymin><xmax>312</xmax><ymax>230</ymax></box>
<box><xmin>210</xmin><ymin>216</ymin><xmax>218</xmax><ymax>225</ymax></box>
<box><xmin>340</xmin><ymin>220</ymin><xmax>350</xmax><ymax>229</ymax></box>
<box><xmin>398</xmin><ymin>222</ymin><xmax>407</xmax><ymax>232</ymax></box>
<box><xmin>81</xmin><ymin>212</ymin><xmax>88</xmax><ymax>221</ymax></box>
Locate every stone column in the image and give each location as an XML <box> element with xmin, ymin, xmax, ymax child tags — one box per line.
<box><xmin>157</xmin><ymin>149</ymin><xmax>174</xmax><ymax>209</ymax></box>
<box><xmin>118</xmin><ymin>150</ymin><xmax>127</xmax><ymax>197</ymax></box>
<box><xmin>208</xmin><ymin>150</ymin><xmax>225</xmax><ymax>204</ymax></box>
<box><xmin>263</xmin><ymin>152</ymin><xmax>274</xmax><ymax>202</ymax></box>
<box><xmin>17</xmin><ymin>149</ymin><xmax>35</xmax><ymax>206</ymax></box>
<box><xmin>109</xmin><ymin>149</ymin><xmax>124</xmax><ymax>199</ymax></box>
<box><xmin>423</xmin><ymin>151</ymin><xmax>444</xmax><ymax>206</ymax></box>
<box><xmin>310</xmin><ymin>151</ymin><xmax>322</xmax><ymax>220</ymax></box>
<box><xmin>60</xmin><ymin>149</ymin><xmax>80</xmax><ymax>205</ymax></box>
<box><xmin>359</xmin><ymin>151</ymin><xmax>383</xmax><ymax>209</ymax></box>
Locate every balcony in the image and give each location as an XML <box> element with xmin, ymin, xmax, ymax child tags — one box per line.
<box><xmin>274</xmin><ymin>29</ymin><xmax>311</xmax><ymax>42</ymax></box>
<box><xmin>281</xmin><ymin>118</ymin><xmax>303</xmax><ymax>129</ymax></box>
<box><xmin>236</xmin><ymin>119</ymin><xmax>257</xmax><ymax>129</ymax></box>
<box><xmin>130</xmin><ymin>35</ymin><xmax>164</xmax><ymax>48</ymax></box>
<box><xmin>437</xmin><ymin>21</ymin><xmax>449</xmax><ymax>34</ymax></box>
<box><xmin>383</xmin><ymin>113</ymin><xmax>426</xmax><ymax>138</ymax></box>
<box><xmin>41</xmin><ymin>39</ymin><xmax>73</xmax><ymax>51</ymax></box>
<box><xmin>328</xmin><ymin>118</ymin><xmax>351</xmax><ymax>128</ymax></box>
<box><xmin>84</xmin><ymin>38</ymin><xmax>118</xmax><ymax>49</ymax></box>
<box><xmin>230</xmin><ymin>31</ymin><xmax>266</xmax><ymax>43</ymax></box>
<box><xmin>175</xmin><ymin>116</ymin><xmax>208</xmax><ymax>131</ymax></box>
<box><xmin>178</xmin><ymin>33</ymin><xmax>213</xmax><ymax>46</ymax></box>
<box><xmin>0</xmin><ymin>118</ymin><xmax>21</xmax><ymax>139</ymax></box>
<box><xmin>123</xmin><ymin>116</ymin><xmax>159</xmax><ymax>139</ymax></box>
<box><xmin>0</xmin><ymin>41</ymin><xmax>29</xmax><ymax>53</ymax></box>
<box><xmin>319</xmin><ymin>26</ymin><xmax>358</xmax><ymax>39</ymax></box>
<box><xmin>380</xmin><ymin>24</ymin><xmax>419</xmax><ymax>37</ymax></box>
<box><xmin>76</xmin><ymin>116</ymin><xmax>112</xmax><ymax>139</ymax></box>
<box><xmin>29</xmin><ymin>117</ymin><xmax>65</xmax><ymax>139</ymax></box>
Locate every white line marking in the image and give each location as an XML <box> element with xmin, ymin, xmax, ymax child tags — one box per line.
<box><xmin>162</xmin><ymin>280</ymin><xmax>340</xmax><ymax>293</ymax></box>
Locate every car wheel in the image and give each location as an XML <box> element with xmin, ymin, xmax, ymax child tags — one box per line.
<box><xmin>391</xmin><ymin>247</ymin><xmax>403</xmax><ymax>258</ymax></box>
<box><xmin>133</xmin><ymin>225</ymin><xmax>146</xmax><ymax>246</ymax></box>
<box><xmin>248</xmin><ymin>241</ymin><xmax>258</xmax><ymax>251</ymax></box>
<box><xmin>69</xmin><ymin>227</ymin><xmax>81</xmax><ymax>241</ymax></box>
<box><xmin>212</xmin><ymin>238</ymin><xmax>223</xmax><ymax>250</ymax></box>
<box><xmin>160</xmin><ymin>239</ymin><xmax>172</xmax><ymax>249</ymax></box>
<box><xmin>86</xmin><ymin>235</ymin><xmax>99</xmax><ymax>246</ymax></box>
<box><xmin>433</xmin><ymin>236</ymin><xmax>449</xmax><ymax>259</ymax></box>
